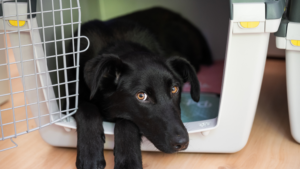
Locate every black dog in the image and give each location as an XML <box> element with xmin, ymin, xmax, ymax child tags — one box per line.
<box><xmin>67</xmin><ymin>7</ymin><xmax>212</xmax><ymax>169</ymax></box>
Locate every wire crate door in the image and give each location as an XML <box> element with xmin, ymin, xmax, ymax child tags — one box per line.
<box><xmin>0</xmin><ymin>0</ymin><xmax>88</xmax><ymax>150</ymax></box>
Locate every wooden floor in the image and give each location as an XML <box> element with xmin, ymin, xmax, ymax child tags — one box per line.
<box><xmin>1</xmin><ymin>59</ymin><xmax>300</xmax><ymax>169</ymax></box>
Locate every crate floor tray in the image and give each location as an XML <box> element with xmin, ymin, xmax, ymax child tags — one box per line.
<box><xmin>55</xmin><ymin>93</ymin><xmax>220</xmax><ymax>134</ymax></box>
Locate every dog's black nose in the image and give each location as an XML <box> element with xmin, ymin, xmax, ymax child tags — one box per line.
<box><xmin>172</xmin><ymin>136</ymin><xmax>189</xmax><ymax>151</ymax></box>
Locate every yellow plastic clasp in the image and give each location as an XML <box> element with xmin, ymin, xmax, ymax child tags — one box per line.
<box><xmin>9</xmin><ymin>20</ymin><xmax>26</xmax><ymax>27</ymax></box>
<box><xmin>240</xmin><ymin>22</ymin><xmax>260</xmax><ymax>28</ymax></box>
<box><xmin>291</xmin><ymin>40</ymin><xmax>300</xmax><ymax>47</ymax></box>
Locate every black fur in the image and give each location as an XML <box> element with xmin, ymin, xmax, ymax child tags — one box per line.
<box><xmin>111</xmin><ymin>7</ymin><xmax>213</xmax><ymax>70</ymax></box>
<box><xmin>114</xmin><ymin>119</ymin><xmax>143</xmax><ymax>169</ymax></box>
<box><xmin>68</xmin><ymin>7</ymin><xmax>211</xmax><ymax>169</ymax></box>
<box><xmin>75</xmin><ymin>101</ymin><xmax>106</xmax><ymax>169</ymax></box>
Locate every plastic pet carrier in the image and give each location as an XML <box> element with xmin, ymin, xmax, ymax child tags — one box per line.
<box><xmin>275</xmin><ymin>0</ymin><xmax>300</xmax><ymax>144</ymax></box>
<box><xmin>0</xmin><ymin>0</ymin><xmax>286</xmax><ymax>153</ymax></box>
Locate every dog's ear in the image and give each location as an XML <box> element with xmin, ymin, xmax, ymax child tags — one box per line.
<box><xmin>84</xmin><ymin>54</ymin><xmax>127</xmax><ymax>99</ymax></box>
<box><xmin>167</xmin><ymin>57</ymin><xmax>200</xmax><ymax>102</ymax></box>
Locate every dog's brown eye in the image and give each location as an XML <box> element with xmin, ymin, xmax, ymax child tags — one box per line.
<box><xmin>172</xmin><ymin>86</ymin><xmax>179</xmax><ymax>94</ymax></box>
<box><xmin>136</xmin><ymin>92</ymin><xmax>147</xmax><ymax>101</ymax></box>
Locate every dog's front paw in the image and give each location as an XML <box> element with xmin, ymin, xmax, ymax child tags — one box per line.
<box><xmin>76</xmin><ymin>133</ymin><xmax>106</xmax><ymax>169</ymax></box>
<box><xmin>114</xmin><ymin>161</ymin><xmax>142</xmax><ymax>169</ymax></box>
<box><xmin>76</xmin><ymin>157</ymin><xmax>106</xmax><ymax>169</ymax></box>
<box><xmin>75</xmin><ymin>102</ymin><xmax>106</xmax><ymax>169</ymax></box>
<box><xmin>114</xmin><ymin>120</ymin><xmax>143</xmax><ymax>169</ymax></box>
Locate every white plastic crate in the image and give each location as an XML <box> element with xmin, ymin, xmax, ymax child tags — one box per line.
<box><xmin>0</xmin><ymin>0</ymin><xmax>286</xmax><ymax>153</ymax></box>
<box><xmin>40</xmin><ymin>0</ymin><xmax>286</xmax><ymax>153</ymax></box>
<box><xmin>275</xmin><ymin>0</ymin><xmax>300</xmax><ymax>144</ymax></box>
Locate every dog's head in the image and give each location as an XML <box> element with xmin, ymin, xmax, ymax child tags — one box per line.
<box><xmin>84</xmin><ymin>53</ymin><xmax>200</xmax><ymax>153</ymax></box>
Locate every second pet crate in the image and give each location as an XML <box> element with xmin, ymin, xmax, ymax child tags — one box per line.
<box><xmin>275</xmin><ymin>0</ymin><xmax>300</xmax><ymax>144</ymax></box>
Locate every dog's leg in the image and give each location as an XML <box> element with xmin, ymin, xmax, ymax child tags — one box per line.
<box><xmin>114</xmin><ymin>119</ymin><xmax>143</xmax><ymax>169</ymax></box>
<box><xmin>75</xmin><ymin>101</ymin><xmax>106</xmax><ymax>169</ymax></box>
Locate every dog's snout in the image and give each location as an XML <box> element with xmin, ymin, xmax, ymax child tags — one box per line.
<box><xmin>172</xmin><ymin>136</ymin><xmax>189</xmax><ymax>151</ymax></box>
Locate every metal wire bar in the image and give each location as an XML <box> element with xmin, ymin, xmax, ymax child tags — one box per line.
<box><xmin>0</xmin><ymin>36</ymin><xmax>89</xmax><ymax>54</ymax></box>
<box><xmin>2</xmin><ymin>107</ymin><xmax>78</xmax><ymax>126</ymax></box>
<box><xmin>0</xmin><ymin>36</ymin><xmax>88</xmax><ymax>53</ymax></box>
<box><xmin>1</xmin><ymin>0</ymin><xmax>18</xmax><ymax>140</ymax></box>
<box><xmin>0</xmin><ymin>79</ymin><xmax>78</xmax><ymax>97</ymax></box>
<box><xmin>0</xmin><ymin>66</ymin><xmax>79</xmax><ymax>82</ymax></box>
<box><xmin>0</xmin><ymin>109</ymin><xmax>77</xmax><ymax>141</ymax></box>
<box><xmin>13</xmin><ymin>0</ymin><xmax>32</xmax><ymax>132</ymax></box>
<box><xmin>0</xmin><ymin>40</ymin><xmax>88</xmax><ymax>66</ymax></box>
<box><xmin>70</xmin><ymin>0</ymin><xmax>76</xmax><ymax>68</ymax></box>
<box><xmin>75</xmin><ymin>0</ymin><xmax>82</xmax><ymax>111</ymax></box>
<box><xmin>28</xmin><ymin>0</ymin><xmax>43</xmax><ymax>127</ymax></box>
<box><xmin>0</xmin><ymin>93</ymin><xmax>78</xmax><ymax>112</ymax></box>
<box><xmin>0</xmin><ymin>7</ymin><xmax>81</xmax><ymax>19</ymax></box>
<box><xmin>0</xmin><ymin>106</ymin><xmax>4</xmax><ymax>141</ymax></box>
<box><xmin>0</xmin><ymin>138</ymin><xmax>18</xmax><ymax>152</ymax></box>
<box><xmin>0</xmin><ymin>3</ymin><xmax>6</xmax><ymax>140</ymax></box>
<box><xmin>0</xmin><ymin>22</ymin><xmax>82</xmax><ymax>35</ymax></box>
<box><xmin>38</xmin><ymin>0</ymin><xmax>49</xmax><ymax>128</ymax></box>
<box><xmin>59</xmin><ymin>0</ymin><xmax>70</xmax><ymax>122</ymax></box>
<box><xmin>51</xmin><ymin>0</ymin><xmax>62</xmax><ymax>121</ymax></box>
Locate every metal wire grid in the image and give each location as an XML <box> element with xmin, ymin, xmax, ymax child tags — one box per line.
<box><xmin>0</xmin><ymin>0</ymin><xmax>89</xmax><ymax>151</ymax></box>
